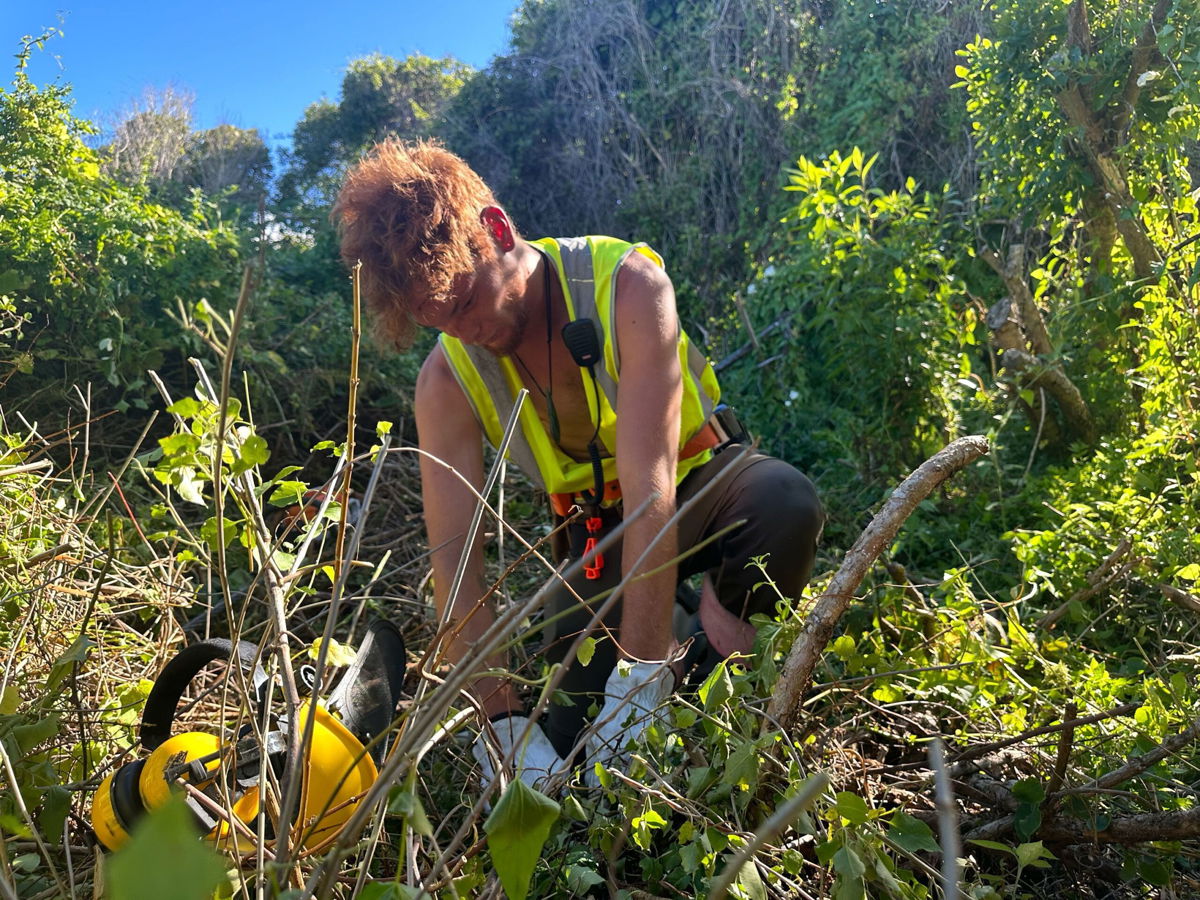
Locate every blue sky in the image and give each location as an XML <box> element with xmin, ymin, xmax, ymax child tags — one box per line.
<box><xmin>2</xmin><ymin>1</ymin><xmax>519</xmax><ymax>145</ymax></box>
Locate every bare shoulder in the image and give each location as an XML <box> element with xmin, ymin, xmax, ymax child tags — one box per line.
<box><xmin>615</xmin><ymin>248</ymin><xmax>673</xmax><ymax>300</ymax></box>
<box><xmin>415</xmin><ymin>345</ymin><xmax>472</xmax><ymax>422</ymax></box>
<box><xmin>614</xmin><ymin>248</ymin><xmax>676</xmax><ymax>335</ymax></box>
<box><xmin>417</xmin><ymin>344</ymin><xmax>455</xmax><ymax>397</ymax></box>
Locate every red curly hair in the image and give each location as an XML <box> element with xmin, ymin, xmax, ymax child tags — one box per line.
<box><xmin>333</xmin><ymin>139</ymin><xmax>499</xmax><ymax>349</ymax></box>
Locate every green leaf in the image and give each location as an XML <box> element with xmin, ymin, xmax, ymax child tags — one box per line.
<box><xmin>831</xmin><ymin>634</ymin><xmax>856</xmax><ymax>660</ymax></box>
<box><xmin>735</xmin><ymin>856</ymin><xmax>767</xmax><ymax>900</ymax></box>
<box><xmin>39</xmin><ymin>785</ymin><xmax>71</xmax><ymax>843</ymax></box>
<box><xmin>229</xmin><ymin>434</ymin><xmax>269</xmax><ymax>475</ymax></box>
<box><xmin>0</xmin><ymin>684</ymin><xmax>20</xmax><ymax>714</ymax></box>
<box><xmin>166</xmin><ymin>398</ymin><xmax>205</xmax><ymax>419</ymax></box>
<box><xmin>968</xmin><ymin>838</ymin><xmax>1014</xmax><ymax>854</ymax></box>
<box><xmin>105</xmin><ymin>796</ymin><xmax>227</xmax><ymax>900</ymax></box>
<box><xmin>309</xmin><ymin>637</ymin><xmax>357</xmax><ymax>667</ymax></box>
<box><xmin>483</xmin><ymin>779</ymin><xmax>560</xmax><ymax>900</ymax></box>
<box><xmin>724</xmin><ymin>740</ymin><xmax>759</xmax><ymax>789</ymax></box>
<box><xmin>358</xmin><ymin>883</ymin><xmax>423</xmax><ymax>899</ymax></box>
<box><xmin>833</xmin><ymin>845</ymin><xmax>866</xmax><ymax>878</ymax></box>
<box><xmin>1013</xmin><ymin>803</ymin><xmax>1042</xmax><ymax>842</ymax></box>
<box><xmin>887</xmin><ymin>811</ymin><xmax>940</xmax><ymax>854</ymax></box>
<box><xmin>386</xmin><ymin>770</ymin><xmax>434</xmax><ymax>837</ymax></box>
<box><xmin>200</xmin><ymin>516</ymin><xmax>237</xmax><ymax>551</ymax></box>
<box><xmin>1014</xmin><ymin>841</ymin><xmax>1051</xmax><ymax>869</ymax></box>
<box><xmin>1011</xmin><ymin>778</ymin><xmax>1045</xmax><ymax>804</ymax></box>
<box><xmin>45</xmin><ymin>636</ymin><xmax>94</xmax><ymax>696</ymax></box>
<box><xmin>1175</xmin><ymin>563</ymin><xmax>1200</xmax><ymax>581</ymax></box>
<box><xmin>698</xmin><ymin>661</ymin><xmax>734</xmax><ymax>710</ymax></box>
<box><xmin>12</xmin><ymin>715</ymin><xmax>59</xmax><ymax>754</ymax></box>
<box><xmin>577</xmin><ymin>637</ymin><xmax>596</xmax><ymax>667</ymax></box>
<box><xmin>565</xmin><ymin>864</ymin><xmax>604</xmax><ymax>892</ymax></box>
<box><xmin>175</xmin><ymin>468</ymin><xmax>206</xmax><ymax>505</ymax></box>
<box><xmin>834</xmin><ymin>791</ymin><xmax>870</xmax><ymax>825</ymax></box>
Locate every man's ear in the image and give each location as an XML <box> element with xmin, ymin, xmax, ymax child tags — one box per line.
<box><xmin>480</xmin><ymin>206</ymin><xmax>515</xmax><ymax>252</ymax></box>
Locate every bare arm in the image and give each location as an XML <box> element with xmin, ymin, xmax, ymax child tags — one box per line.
<box><xmin>612</xmin><ymin>253</ymin><xmax>683</xmax><ymax>661</ymax></box>
<box><xmin>415</xmin><ymin>345</ymin><xmax>520</xmax><ymax>717</ymax></box>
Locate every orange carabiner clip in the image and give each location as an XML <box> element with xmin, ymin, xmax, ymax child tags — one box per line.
<box><xmin>583</xmin><ymin>516</ymin><xmax>605</xmax><ymax>580</ymax></box>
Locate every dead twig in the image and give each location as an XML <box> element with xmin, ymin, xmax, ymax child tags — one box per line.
<box><xmin>1039</xmin><ymin>539</ymin><xmax>1133</xmax><ymax>629</ymax></box>
<box><xmin>768</xmin><ymin>436</ymin><xmax>989</xmax><ymax>732</ymax></box>
<box><xmin>929</xmin><ymin>739</ymin><xmax>961</xmax><ymax>900</ymax></box>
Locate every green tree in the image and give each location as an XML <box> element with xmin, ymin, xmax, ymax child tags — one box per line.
<box><xmin>0</xmin><ymin>37</ymin><xmax>241</xmax><ymax>420</ymax></box>
<box><xmin>278</xmin><ymin>53</ymin><xmax>470</xmax><ymax>215</ymax></box>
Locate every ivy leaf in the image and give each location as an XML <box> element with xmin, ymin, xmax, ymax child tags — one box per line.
<box><xmin>887</xmin><ymin>811</ymin><xmax>940</xmax><ymax>853</ymax></box>
<box><xmin>698</xmin><ymin>662</ymin><xmax>734</xmax><ymax>710</ymax></box>
<box><xmin>1011</xmin><ymin>778</ymin><xmax>1045</xmax><ymax>804</ymax></box>
<box><xmin>735</xmin><ymin>856</ymin><xmax>767</xmax><ymax>900</ymax></box>
<box><xmin>1015</xmin><ymin>841</ymin><xmax>1051</xmax><ymax>869</ymax></box>
<box><xmin>577</xmin><ymin>637</ymin><xmax>596</xmax><ymax>667</ymax></box>
<box><xmin>1013</xmin><ymin>803</ymin><xmax>1042</xmax><ymax>842</ymax></box>
<box><xmin>105</xmin><ymin>796</ymin><xmax>227</xmax><ymax>900</ymax></box>
<box><xmin>483</xmin><ymin>779</ymin><xmax>560</xmax><ymax>900</ymax></box>
<box><xmin>0</xmin><ymin>684</ymin><xmax>20</xmax><ymax>714</ymax></box>
<box><xmin>175</xmin><ymin>468</ymin><xmax>206</xmax><ymax>505</ymax></box>
<box><xmin>832</xmin><ymin>845</ymin><xmax>866</xmax><ymax>878</ymax></box>
<box><xmin>834</xmin><ymin>791</ymin><xmax>870</xmax><ymax>825</ymax></box>
<box><xmin>229</xmin><ymin>434</ymin><xmax>270</xmax><ymax>475</ymax></box>
<box><xmin>1175</xmin><ymin>563</ymin><xmax>1200</xmax><ymax>581</ymax></box>
<box><xmin>565</xmin><ymin>865</ymin><xmax>604</xmax><ymax>892</ymax></box>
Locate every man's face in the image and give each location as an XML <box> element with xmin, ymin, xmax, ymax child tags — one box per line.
<box><xmin>411</xmin><ymin>253</ymin><xmax>528</xmax><ymax>356</ymax></box>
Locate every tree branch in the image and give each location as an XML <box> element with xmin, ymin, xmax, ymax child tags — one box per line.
<box><xmin>767</xmin><ymin>436</ymin><xmax>990</xmax><ymax>732</ymax></box>
<box><xmin>1001</xmin><ymin>349</ymin><xmax>1095</xmax><ymax>444</ymax></box>
<box><xmin>1111</xmin><ymin>0</ymin><xmax>1172</xmax><ymax>142</ymax></box>
<box><xmin>967</xmin><ymin>805</ymin><xmax>1200</xmax><ymax>846</ymax></box>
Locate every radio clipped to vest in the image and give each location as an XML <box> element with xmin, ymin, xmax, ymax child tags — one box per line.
<box><xmin>90</xmin><ymin>621</ymin><xmax>406</xmax><ymax>855</ymax></box>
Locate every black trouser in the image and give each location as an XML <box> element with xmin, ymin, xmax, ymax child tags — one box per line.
<box><xmin>539</xmin><ymin>445</ymin><xmax>824</xmax><ymax>757</ymax></box>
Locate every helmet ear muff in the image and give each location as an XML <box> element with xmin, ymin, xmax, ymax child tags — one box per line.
<box><xmin>91</xmin><ymin>759</ymin><xmax>147</xmax><ymax>850</ymax></box>
<box><xmin>109</xmin><ymin>759</ymin><xmax>148</xmax><ymax>829</ymax></box>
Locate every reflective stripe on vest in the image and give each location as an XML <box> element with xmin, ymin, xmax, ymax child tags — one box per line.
<box><xmin>440</xmin><ymin>236</ymin><xmax>720</xmax><ymax>496</ymax></box>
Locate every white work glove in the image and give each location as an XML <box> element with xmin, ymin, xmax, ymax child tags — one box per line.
<box><xmin>472</xmin><ymin>714</ymin><xmax>565</xmax><ymax>797</ymax></box>
<box><xmin>585</xmin><ymin>660</ymin><xmax>675</xmax><ymax>777</ymax></box>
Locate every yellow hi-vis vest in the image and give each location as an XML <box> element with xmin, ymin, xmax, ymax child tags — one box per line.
<box><xmin>439</xmin><ymin>236</ymin><xmax>721</xmax><ymax>498</ymax></box>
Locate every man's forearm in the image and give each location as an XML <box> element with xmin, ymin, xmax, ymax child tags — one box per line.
<box><xmin>617</xmin><ymin>501</ymin><xmax>678</xmax><ymax>660</ymax></box>
<box><xmin>436</xmin><ymin>575</ymin><xmax>522</xmax><ymax>717</ymax></box>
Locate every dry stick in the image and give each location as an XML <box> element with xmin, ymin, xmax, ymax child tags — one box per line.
<box><xmin>707</xmin><ymin>773</ymin><xmax>830</xmax><ymax>900</ymax></box>
<box><xmin>1077</xmin><ymin>712</ymin><xmax>1200</xmax><ymax>794</ymax></box>
<box><xmin>1047</xmin><ymin>702</ymin><xmax>1078</xmax><ymax>797</ymax></box>
<box><xmin>0</xmin><ymin>459</ymin><xmax>52</xmax><ymax>477</ymax></box>
<box><xmin>947</xmin><ymin>701</ymin><xmax>1139</xmax><ymax>767</ymax></box>
<box><xmin>966</xmin><ymin>711</ymin><xmax>1200</xmax><ymax>844</ymax></box>
<box><xmin>929</xmin><ymin>739</ymin><xmax>962</xmax><ymax>900</ymax></box>
<box><xmin>332</xmin><ymin>261</ymin><xmax>362</xmax><ymax>583</ymax></box>
<box><xmin>286</xmin><ymin>266</ymin><xmax>385</xmax><ymax>862</ymax></box>
<box><xmin>965</xmin><ymin>805</ymin><xmax>1200</xmax><ymax>847</ymax></box>
<box><xmin>289</xmin><ymin>434</ymin><xmax>392</xmax><ymax>861</ymax></box>
<box><xmin>192</xmin><ymin>294</ymin><xmax>305</xmax><ymax>874</ymax></box>
<box><xmin>1159</xmin><ymin>583</ymin><xmax>1200</xmax><ymax>615</ymax></box>
<box><xmin>767</xmin><ymin>436</ymin><xmax>990</xmax><ymax>732</ymax></box>
<box><xmin>1039</xmin><ymin>539</ymin><xmax>1132</xmax><ymax>629</ymax></box>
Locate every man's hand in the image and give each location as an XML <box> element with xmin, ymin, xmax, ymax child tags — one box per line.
<box><xmin>586</xmin><ymin>659</ymin><xmax>676</xmax><ymax>771</ymax></box>
<box><xmin>472</xmin><ymin>714</ymin><xmax>566</xmax><ymax>798</ymax></box>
